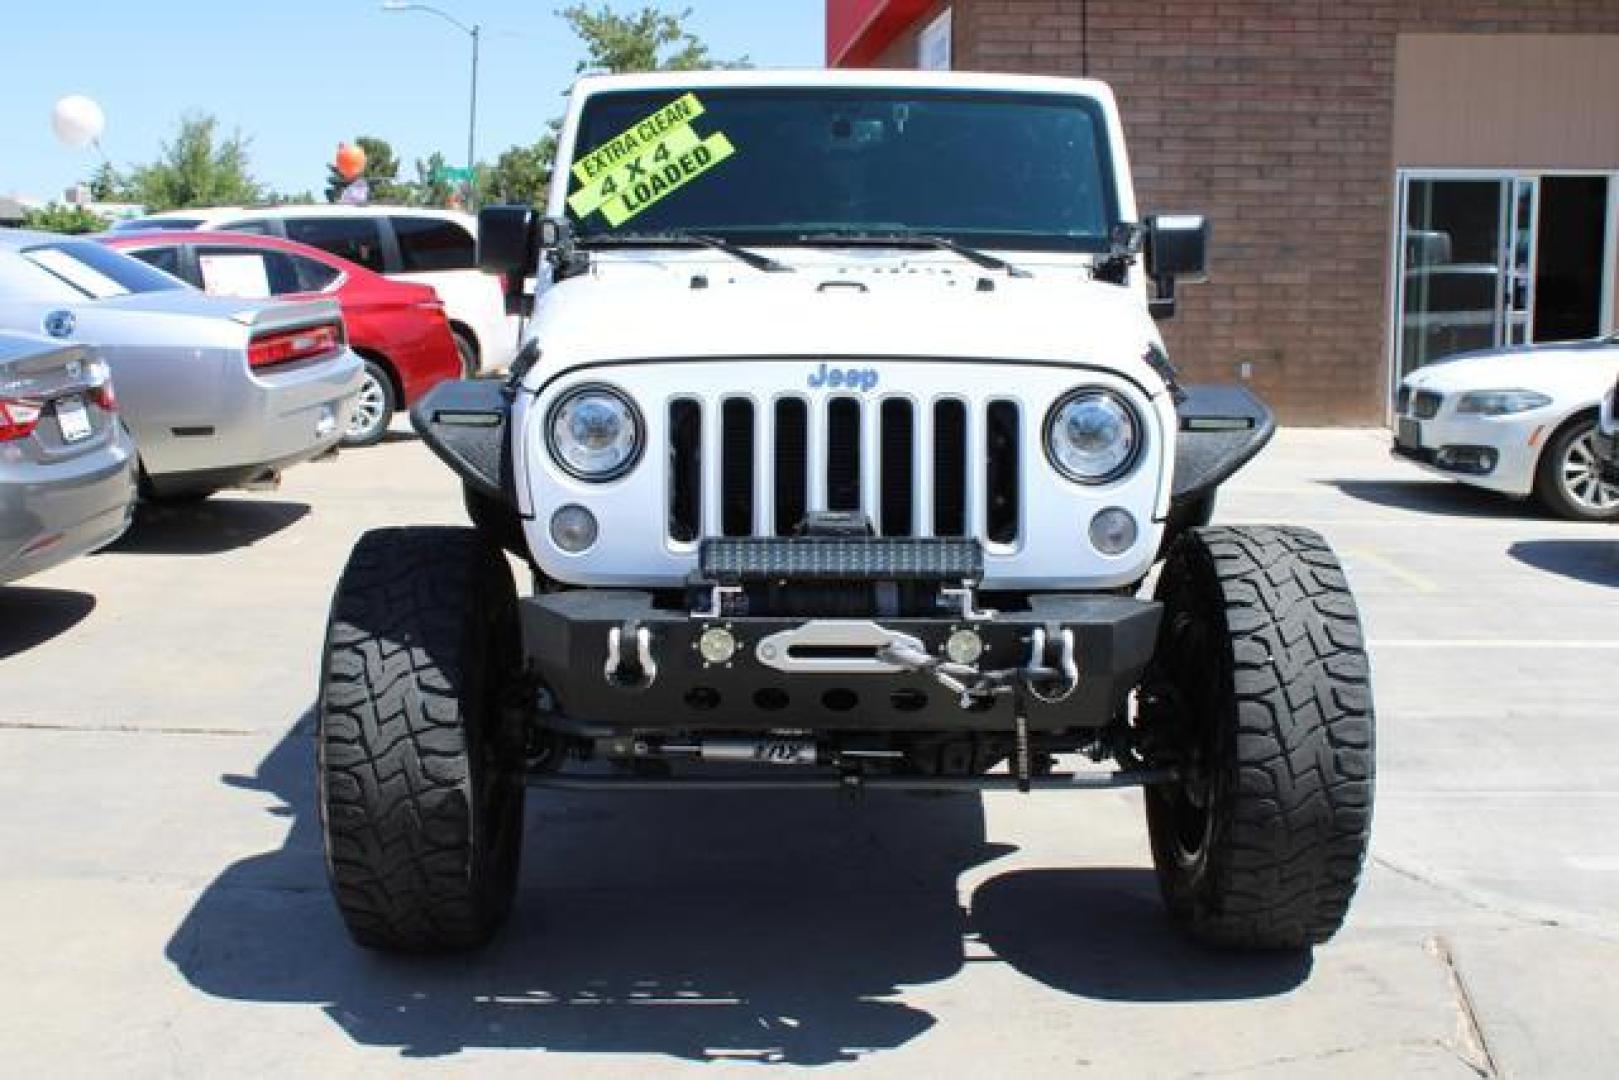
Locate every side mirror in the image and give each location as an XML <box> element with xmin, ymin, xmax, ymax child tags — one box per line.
<box><xmin>477</xmin><ymin>204</ymin><xmax>537</xmax><ymax>276</ymax></box>
<box><xmin>1144</xmin><ymin>214</ymin><xmax>1210</xmax><ymax>319</ymax></box>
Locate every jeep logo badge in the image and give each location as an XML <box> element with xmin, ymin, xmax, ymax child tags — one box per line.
<box><xmin>807</xmin><ymin>363</ymin><xmax>878</xmax><ymax>392</ymax></box>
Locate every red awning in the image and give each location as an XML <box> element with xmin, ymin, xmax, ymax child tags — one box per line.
<box><xmin>826</xmin><ymin>0</ymin><xmax>938</xmax><ymax>67</ymax></box>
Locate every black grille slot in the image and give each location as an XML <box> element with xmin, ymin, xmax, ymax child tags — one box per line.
<box><xmin>668</xmin><ymin>399</ymin><xmax>701</xmax><ymax>542</ymax></box>
<box><xmin>880</xmin><ymin>399</ymin><xmax>914</xmax><ymax>536</ymax></box>
<box><xmin>721</xmin><ymin>398</ymin><xmax>755</xmax><ymax>537</ymax></box>
<box><xmin>774</xmin><ymin>398</ymin><xmax>807</xmax><ymax>536</ymax></box>
<box><xmin>933</xmin><ymin>399</ymin><xmax>967</xmax><ymax>536</ymax></box>
<box><xmin>986</xmin><ymin>401</ymin><xmax>1020</xmax><ymax>543</ymax></box>
<box><xmin>826</xmin><ymin>398</ymin><xmax>862</xmax><ymax>512</ymax></box>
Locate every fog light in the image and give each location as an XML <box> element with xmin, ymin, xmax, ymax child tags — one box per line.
<box><xmin>698</xmin><ymin>626</ymin><xmax>738</xmax><ymax>665</ymax></box>
<box><xmin>1434</xmin><ymin>445</ymin><xmax>1498</xmax><ymax>475</ymax></box>
<box><xmin>945</xmin><ymin>629</ymin><xmax>985</xmax><ymax>666</ymax></box>
<box><xmin>1089</xmin><ymin>507</ymin><xmax>1138</xmax><ymax>555</ymax></box>
<box><xmin>315</xmin><ymin>405</ymin><xmax>337</xmax><ymax>439</ymax></box>
<box><xmin>550</xmin><ymin>505</ymin><xmax>598</xmax><ymax>553</ymax></box>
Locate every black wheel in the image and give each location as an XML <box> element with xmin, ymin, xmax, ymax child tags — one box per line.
<box><xmin>452</xmin><ymin>330</ymin><xmax>479</xmax><ymax>379</ymax></box>
<box><xmin>318</xmin><ymin>527</ymin><xmax>525</xmax><ymax>951</ymax></box>
<box><xmin>342</xmin><ymin>360</ymin><xmax>396</xmax><ymax>448</ymax></box>
<box><xmin>1534</xmin><ymin>414</ymin><xmax>1619</xmax><ymax>522</ymax></box>
<box><xmin>1139</xmin><ymin>526</ymin><xmax>1374</xmax><ymax>949</ymax></box>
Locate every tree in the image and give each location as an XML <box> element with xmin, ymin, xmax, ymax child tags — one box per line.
<box><xmin>413</xmin><ymin>151</ymin><xmax>458</xmax><ymax>208</ymax></box>
<box><xmin>87</xmin><ymin>162</ymin><xmax>133</xmax><ymax>202</ymax></box>
<box><xmin>125</xmin><ymin>115</ymin><xmax>264</xmax><ymax>211</ymax></box>
<box><xmin>324</xmin><ymin>135</ymin><xmax>413</xmax><ymax>204</ymax></box>
<box><xmin>559</xmin><ymin>4</ymin><xmax>748</xmax><ymax>73</ymax></box>
<box><xmin>482</xmin><ymin>133</ymin><xmax>556</xmax><ymax>206</ymax></box>
<box><xmin>21</xmin><ymin>204</ymin><xmax>110</xmax><ymax>235</ymax></box>
<box><xmin>473</xmin><ymin>6</ymin><xmax>742</xmax><ymax>207</ymax></box>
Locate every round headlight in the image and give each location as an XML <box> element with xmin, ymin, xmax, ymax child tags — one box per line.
<box><xmin>1046</xmin><ymin>389</ymin><xmax>1140</xmax><ymax>483</ymax></box>
<box><xmin>548</xmin><ymin>385</ymin><xmax>642</xmax><ymax>481</ymax></box>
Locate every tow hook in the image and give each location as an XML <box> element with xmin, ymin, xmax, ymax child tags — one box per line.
<box><xmin>604</xmin><ymin>621</ymin><xmax>658</xmax><ymax>690</ymax></box>
<box><xmin>877</xmin><ymin>625</ymin><xmax>1081</xmax><ymax>708</ymax></box>
<box><xmin>1022</xmin><ymin>627</ymin><xmax>1079</xmax><ymax>704</ymax></box>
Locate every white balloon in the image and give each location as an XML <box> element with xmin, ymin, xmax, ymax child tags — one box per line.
<box><xmin>51</xmin><ymin>95</ymin><xmax>106</xmax><ymax>150</ymax></box>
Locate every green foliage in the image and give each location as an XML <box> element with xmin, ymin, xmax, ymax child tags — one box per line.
<box><xmin>559</xmin><ymin>3</ymin><xmax>749</xmax><ymax>73</ymax></box>
<box><xmin>87</xmin><ymin>162</ymin><xmax>133</xmax><ymax>202</ymax></box>
<box><xmin>21</xmin><ymin>203</ymin><xmax>110</xmax><ymax>235</ymax></box>
<box><xmin>126</xmin><ymin>115</ymin><xmax>264</xmax><ymax>211</ymax></box>
<box><xmin>414</xmin><ymin>151</ymin><xmax>459</xmax><ymax>208</ymax></box>
<box><xmin>474</xmin><ymin>5</ymin><xmax>740</xmax><ymax>208</ymax></box>
<box><xmin>265</xmin><ymin>189</ymin><xmax>318</xmax><ymax>206</ymax></box>
<box><xmin>324</xmin><ymin>135</ymin><xmax>413</xmax><ymax>204</ymax></box>
<box><xmin>482</xmin><ymin>131</ymin><xmax>556</xmax><ymax>206</ymax></box>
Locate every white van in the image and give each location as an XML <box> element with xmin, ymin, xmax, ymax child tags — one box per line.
<box><xmin>114</xmin><ymin>205</ymin><xmax>519</xmax><ymax>374</ymax></box>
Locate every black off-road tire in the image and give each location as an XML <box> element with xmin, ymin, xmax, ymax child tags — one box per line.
<box><xmin>318</xmin><ymin>527</ymin><xmax>525</xmax><ymax>951</ymax></box>
<box><xmin>1140</xmin><ymin>526</ymin><xmax>1374</xmax><ymax>949</ymax></box>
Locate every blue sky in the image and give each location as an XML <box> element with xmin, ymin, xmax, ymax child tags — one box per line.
<box><xmin>2</xmin><ymin>1</ymin><xmax>824</xmax><ymax>202</ymax></box>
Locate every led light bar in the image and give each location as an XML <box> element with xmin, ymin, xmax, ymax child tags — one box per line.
<box><xmin>700</xmin><ymin>538</ymin><xmax>983</xmax><ymax>583</ymax></box>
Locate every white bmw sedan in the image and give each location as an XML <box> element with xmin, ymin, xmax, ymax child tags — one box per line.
<box><xmin>1393</xmin><ymin>334</ymin><xmax>1619</xmax><ymax>521</ymax></box>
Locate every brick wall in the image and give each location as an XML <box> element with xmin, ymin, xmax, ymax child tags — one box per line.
<box><xmin>878</xmin><ymin>1</ymin><xmax>1619</xmax><ymax>423</ymax></box>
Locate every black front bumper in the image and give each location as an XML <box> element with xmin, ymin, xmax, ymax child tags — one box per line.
<box><xmin>521</xmin><ymin>590</ymin><xmax>1162</xmax><ymax>734</ymax></box>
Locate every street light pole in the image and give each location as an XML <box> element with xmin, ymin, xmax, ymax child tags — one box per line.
<box><xmin>468</xmin><ymin>23</ymin><xmax>480</xmax><ymax>194</ymax></box>
<box><xmin>381</xmin><ymin>2</ymin><xmax>481</xmax><ymax>207</ymax></box>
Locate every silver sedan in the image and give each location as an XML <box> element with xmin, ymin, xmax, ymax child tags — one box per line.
<box><xmin>0</xmin><ymin>231</ymin><xmax>362</xmax><ymax>500</ymax></box>
<box><xmin>1</xmin><ymin>331</ymin><xmax>137</xmax><ymax>584</ymax></box>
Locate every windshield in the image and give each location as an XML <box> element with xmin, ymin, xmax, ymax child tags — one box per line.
<box><xmin>566</xmin><ymin>88</ymin><xmax>1119</xmax><ymax>252</ymax></box>
<box><xmin>21</xmin><ymin>240</ymin><xmax>189</xmax><ymax>300</ymax></box>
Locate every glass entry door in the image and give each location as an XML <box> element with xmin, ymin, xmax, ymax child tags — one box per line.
<box><xmin>1397</xmin><ymin>176</ymin><xmax>1520</xmax><ymax>381</ymax></box>
<box><xmin>1396</xmin><ymin>172</ymin><xmax>1613</xmax><ymax>390</ymax></box>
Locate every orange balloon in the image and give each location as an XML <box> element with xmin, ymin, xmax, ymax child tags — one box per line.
<box><xmin>335</xmin><ymin>142</ymin><xmax>367</xmax><ymax>182</ymax></box>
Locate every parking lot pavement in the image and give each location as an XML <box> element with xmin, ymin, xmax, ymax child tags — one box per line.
<box><xmin>1</xmin><ymin>425</ymin><xmax>1615</xmax><ymax>1077</ymax></box>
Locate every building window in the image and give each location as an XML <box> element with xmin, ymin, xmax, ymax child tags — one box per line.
<box><xmin>919</xmin><ymin>8</ymin><xmax>951</xmax><ymax>71</ymax></box>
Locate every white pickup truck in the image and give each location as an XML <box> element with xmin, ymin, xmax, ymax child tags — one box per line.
<box><xmin>315</xmin><ymin>70</ymin><xmax>1376</xmax><ymax>955</ymax></box>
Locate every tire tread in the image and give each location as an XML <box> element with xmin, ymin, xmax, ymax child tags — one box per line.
<box><xmin>1153</xmin><ymin>525</ymin><xmax>1375</xmax><ymax>949</ymax></box>
<box><xmin>317</xmin><ymin>526</ymin><xmax>518</xmax><ymax>951</ymax></box>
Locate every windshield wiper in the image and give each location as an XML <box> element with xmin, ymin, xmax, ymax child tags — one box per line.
<box><xmin>579</xmin><ymin>231</ymin><xmax>793</xmax><ymax>273</ymax></box>
<box><xmin>790</xmin><ymin>232</ymin><xmax>1032</xmax><ymax>278</ymax></box>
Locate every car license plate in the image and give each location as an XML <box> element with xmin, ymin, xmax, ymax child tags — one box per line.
<box><xmin>1396</xmin><ymin>417</ymin><xmax>1422</xmax><ymax>450</ymax></box>
<box><xmin>55</xmin><ymin>395</ymin><xmax>92</xmax><ymax>443</ymax></box>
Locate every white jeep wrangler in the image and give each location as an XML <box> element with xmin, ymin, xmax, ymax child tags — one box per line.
<box><xmin>317</xmin><ymin>70</ymin><xmax>1375</xmax><ymax>953</ymax></box>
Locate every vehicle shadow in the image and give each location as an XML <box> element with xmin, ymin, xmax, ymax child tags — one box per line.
<box><xmin>1508</xmin><ymin>539</ymin><xmax>1619</xmax><ymax>588</ymax></box>
<box><xmin>166</xmin><ymin>714</ymin><xmax>1309</xmax><ymax>1063</ymax></box>
<box><xmin>0</xmin><ymin>586</ymin><xmax>96</xmax><ymax>661</ymax></box>
<box><xmin>107</xmin><ymin>498</ymin><xmax>311</xmax><ymax>557</ymax></box>
<box><xmin>971</xmin><ymin>869</ymin><xmax>1311</xmax><ymax>1001</ymax></box>
<box><xmin>1329</xmin><ymin>479</ymin><xmax>1535</xmax><ymax>520</ymax></box>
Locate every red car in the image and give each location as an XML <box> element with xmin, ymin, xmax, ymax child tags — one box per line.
<box><xmin>100</xmin><ymin>231</ymin><xmax>462</xmax><ymax>447</ymax></box>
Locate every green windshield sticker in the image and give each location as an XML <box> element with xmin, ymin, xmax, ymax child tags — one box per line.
<box><xmin>568</xmin><ymin>123</ymin><xmax>702</xmax><ymax>219</ymax></box>
<box><xmin>571</xmin><ymin>93</ymin><xmax>706</xmax><ymax>185</ymax></box>
<box><xmin>568</xmin><ymin>93</ymin><xmax>735</xmax><ymax>228</ymax></box>
<box><xmin>599</xmin><ymin>132</ymin><xmax>734</xmax><ymax>227</ymax></box>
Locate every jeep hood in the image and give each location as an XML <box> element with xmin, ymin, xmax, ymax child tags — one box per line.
<box><xmin>522</xmin><ymin>257</ymin><xmax>1166</xmax><ymax>392</ymax></box>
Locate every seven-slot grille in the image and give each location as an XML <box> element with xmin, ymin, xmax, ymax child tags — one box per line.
<box><xmin>666</xmin><ymin>395</ymin><xmax>1022</xmax><ymax>544</ymax></box>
